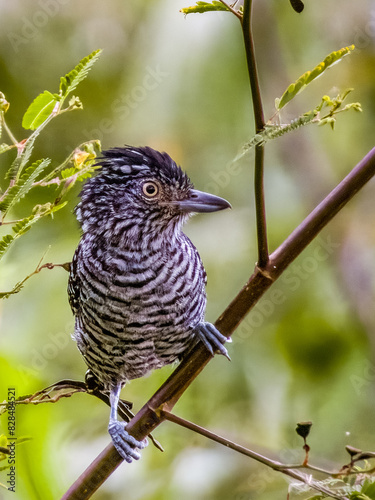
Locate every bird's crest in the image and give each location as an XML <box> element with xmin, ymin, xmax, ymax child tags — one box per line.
<box><xmin>95</xmin><ymin>146</ymin><xmax>192</xmax><ymax>190</ymax></box>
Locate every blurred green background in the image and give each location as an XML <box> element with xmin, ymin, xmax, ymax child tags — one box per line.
<box><xmin>0</xmin><ymin>1</ymin><xmax>375</xmax><ymax>499</ymax></box>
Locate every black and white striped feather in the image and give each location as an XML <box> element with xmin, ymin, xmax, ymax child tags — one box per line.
<box><xmin>68</xmin><ymin>146</ymin><xmax>207</xmax><ymax>388</ymax></box>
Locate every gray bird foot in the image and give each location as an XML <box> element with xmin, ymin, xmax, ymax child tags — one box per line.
<box><xmin>108</xmin><ymin>419</ymin><xmax>148</xmax><ymax>463</ymax></box>
<box><xmin>194</xmin><ymin>322</ymin><xmax>231</xmax><ymax>360</ymax></box>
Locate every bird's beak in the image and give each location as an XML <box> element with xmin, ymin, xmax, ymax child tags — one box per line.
<box><xmin>177</xmin><ymin>189</ymin><xmax>231</xmax><ymax>213</ymax></box>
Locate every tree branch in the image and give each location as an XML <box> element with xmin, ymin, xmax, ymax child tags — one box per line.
<box><xmin>241</xmin><ymin>0</ymin><xmax>265</xmax><ymax>132</ymax></box>
<box><xmin>13</xmin><ymin>379</ymin><xmax>163</xmax><ymax>452</ymax></box>
<box><xmin>254</xmin><ymin>144</ymin><xmax>268</xmax><ymax>267</ymax></box>
<box><xmin>241</xmin><ymin>1</ymin><xmax>269</xmax><ymax>267</ymax></box>
<box><xmin>160</xmin><ymin>410</ymin><xmax>349</xmax><ymax>500</ymax></box>
<box><xmin>61</xmin><ymin>148</ymin><xmax>375</xmax><ymax>499</ymax></box>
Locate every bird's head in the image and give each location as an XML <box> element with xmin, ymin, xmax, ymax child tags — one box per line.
<box><xmin>76</xmin><ymin>146</ymin><xmax>230</xmax><ymax>247</ymax></box>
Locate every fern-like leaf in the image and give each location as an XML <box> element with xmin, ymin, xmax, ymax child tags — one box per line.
<box><xmin>235</xmin><ymin>110</ymin><xmax>318</xmax><ymax>160</ymax></box>
<box><xmin>0</xmin><ymin>144</ymin><xmax>11</xmax><ymax>154</ymax></box>
<box><xmin>238</xmin><ymin>90</ymin><xmax>361</xmax><ymax>160</ymax></box>
<box><xmin>6</xmin><ymin>128</ymin><xmax>40</xmax><ymax>181</ymax></box>
<box><xmin>0</xmin><ymin>158</ymin><xmax>51</xmax><ymax>216</ymax></box>
<box><xmin>276</xmin><ymin>45</ymin><xmax>355</xmax><ymax>110</ymax></box>
<box><xmin>59</xmin><ymin>49</ymin><xmax>102</xmax><ymax>97</ymax></box>
<box><xmin>180</xmin><ymin>1</ymin><xmax>230</xmax><ymax>15</ymax></box>
<box><xmin>0</xmin><ymin>234</ymin><xmax>14</xmax><ymax>260</ymax></box>
<box><xmin>0</xmin><ymin>216</ymin><xmax>34</xmax><ymax>260</ymax></box>
<box><xmin>0</xmin><ymin>202</ymin><xmax>67</xmax><ymax>261</ymax></box>
<box><xmin>22</xmin><ymin>91</ymin><xmax>59</xmax><ymax>131</ymax></box>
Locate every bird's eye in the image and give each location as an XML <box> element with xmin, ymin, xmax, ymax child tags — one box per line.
<box><xmin>142</xmin><ymin>181</ymin><xmax>159</xmax><ymax>198</ymax></box>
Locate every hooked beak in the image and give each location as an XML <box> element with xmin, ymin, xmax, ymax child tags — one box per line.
<box><xmin>177</xmin><ymin>189</ymin><xmax>231</xmax><ymax>213</ymax></box>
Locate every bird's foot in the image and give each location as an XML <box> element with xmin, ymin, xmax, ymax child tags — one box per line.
<box><xmin>194</xmin><ymin>322</ymin><xmax>231</xmax><ymax>360</ymax></box>
<box><xmin>108</xmin><ymin>419</ymin><xmax>148</xmax><ymax>463</ymax></box>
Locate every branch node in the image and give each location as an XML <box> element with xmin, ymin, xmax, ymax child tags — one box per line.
<box><xmin>255</xmin><ymin>263</ymin><xmax>274</xmax><ymax>282</ymax></box>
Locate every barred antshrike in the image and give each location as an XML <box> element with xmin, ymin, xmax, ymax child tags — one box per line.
<box><xmin>68</xmin><ymin>146</ymin><xmax>231</xmax><ymax>462</ymax></box>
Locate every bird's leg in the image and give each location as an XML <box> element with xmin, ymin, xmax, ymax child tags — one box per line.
<box><xmin>193</xmin><ymin>322</ymin><xmax>231</xmax><ymax>360</ymax></box>
<box><xmin>108</xmin><ymin>383</ymin><xmax>148</xmax><ymax>462</ymax></box>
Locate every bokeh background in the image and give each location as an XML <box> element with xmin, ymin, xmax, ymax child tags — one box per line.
<box><xmin>0</xmin><ymin>1</ymin><xmax>375</xmax><ymax>499</ymax></box>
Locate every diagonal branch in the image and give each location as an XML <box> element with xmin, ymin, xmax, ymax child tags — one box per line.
<box><xmin>61</xmin><ymin>147</ymin><xmax>375</xmax><ymax>500</ymax></box>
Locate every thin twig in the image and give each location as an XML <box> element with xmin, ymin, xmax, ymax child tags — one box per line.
<box><xmin>160</xmin><ymin>410</ymin><xmax>350</xmax><ymax>500</ymax></box>
<box><xmin>242</xmin><ymin>0</ymin><xmax>265</xmax><ymax>132</ymax></box>
<box><xmin>254</xmin><ymin>144</ymin><xmax>268</xmax><ymax>267</ymax></box>
<box><xmin>241</xmin><ymin>1</ymin><xmax>269</xmax><ymax>266</ymax></box>
<box><xmin>0</xmin><ymin>256</ymin><xmax>70</xmax><ymax>299</ymax></box>
<box><xmin>7</xmin><ymin>379</ymin><xmax>163</xmax><ymax>453</ymax></box>
<box><xmin>1</xmin><ymin>117</ymin><xmax>19</xmax><ymax>146</ymax></box>
<box><xmin>218</xmin><ymin>0</ymin><xmax>243</xmax><ymax>19</ymax></box>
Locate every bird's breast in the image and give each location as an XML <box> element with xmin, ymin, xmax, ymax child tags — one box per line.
<box><xmin>73</xmin><ymin>236</ymin><xmax>207</xmax><ymax>382</ymax></box>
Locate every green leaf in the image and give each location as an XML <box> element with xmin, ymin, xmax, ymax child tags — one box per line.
<box><xmin>0</xmin><ymin>234</ymin><xmax>14</xmax><ymax>259</ymax></box>
<box><xmin>180</xmin><ymin>1</ymin><xmax>230</xmax><ymax>15</ymax></box>
<box><xmin>6</xmin><ymin>131</ymin><xmax>39</xmax><ymax>181</ymax></box>
<box><xmin>61</xmin><ymin>167</ymin><xmax>76</xmax><ymax>179</ymax></box>
<box><xmin>0</xmin><ymin>158</ymin><xmax>51</xmax><ymax>216</ymax></box>
<box><xmin>362</xmin><ymin>479</ymin><xmax>375</xmax><ymax>499</ymax></box>
<box><xmin>0</xmin><ymin>218</ymin><xmax>33</xmax><ymax>260</ymax></box>
<box><xmin>59</xmin><ymin>49</ymin><xmax>102</xmax><ymax>97</ymax></box>
<box><xmin>276</xmin><ymin>45</ymin><xmax>355</xmax><ymax>110</ymax></box>
<box><xmin>0</xmin><ymin>202</ymin><xmax>66</xmax><ymax>261</ymax></box>
<box><xmin>22</xmin><ymin>91</ymin><xmax>59</xmax><ymax>130</ymax></box>
<box><xmin>239</xmin><ymin>89</ymin><xmax>360</xmax><ymax>160</ymax></box>
<box><xmin>235</xmin><ymin>109</ymin><xmax>319</xmax><ymax>159</ymax></box>
<box><xmin>0</xmin><ymin>143</ymin><xmax>11</xmax><ymax>154</ymax></box>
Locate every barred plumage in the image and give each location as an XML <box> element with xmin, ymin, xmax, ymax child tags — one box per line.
<box><xmin>68</xmin><ymin>146</ymin><xmax>230</xmax><ymax>461</ymax></box>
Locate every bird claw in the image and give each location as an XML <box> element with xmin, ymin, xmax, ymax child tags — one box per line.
<box><xmin>108</xmin><ymin>420</ymin><xmax>148</xmax><ymax>463</ymax></box>
<box><xmin>194</xmin><ymin>322</ymin><xmax>231</xmax><ymax>360</ymax></box>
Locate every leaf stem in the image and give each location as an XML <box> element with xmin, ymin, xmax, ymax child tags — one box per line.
<box><xmin>2</xmin><ymin>117</ymin><xmax>19</xmax><ymax>146</ymax></box>
<box><xmin>218</xmin><ymin>0</ymin><xmax>243</xmax><ymax>19</ymax></box>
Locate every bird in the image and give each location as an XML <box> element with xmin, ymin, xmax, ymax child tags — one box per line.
<box><xmin>68</xmin><ymin>146</ymin><xmax>231</xmax><ymax>462</ymax></box>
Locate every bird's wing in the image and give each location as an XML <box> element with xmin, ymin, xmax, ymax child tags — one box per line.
<box><xmin>68</xmin><ymin>248</ymin><xmax>81</xmax><ymax>315</ymax></box>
